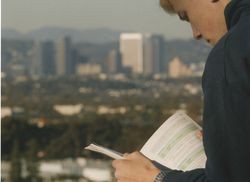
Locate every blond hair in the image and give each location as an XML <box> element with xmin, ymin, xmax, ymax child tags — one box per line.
<box><xmin>160</xmin><ymin>0</ymin><xmax>176</xmax><ymax>14</ymax></box>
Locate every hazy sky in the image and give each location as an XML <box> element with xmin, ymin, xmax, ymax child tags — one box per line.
<box><xmin>2</xmin><ymin>0</ymin><xmax>193</xmax><ymax>39</ymax></box>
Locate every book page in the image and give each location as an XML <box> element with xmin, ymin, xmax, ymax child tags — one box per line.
<box><xmin>140</xmin><ymin>111</ymin><xmax>206</xmax><ymax>171</ymax></box>
<box><xmin>85</xmin><ymin>143</ymin><xmax>124</xmax><ymax>160</ymax></box>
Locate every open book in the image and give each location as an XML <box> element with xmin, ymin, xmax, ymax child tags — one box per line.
<box><xmin>85</xmin><ymin>111</ymin><xmax>206</xmax><ymax>171</ymax></box>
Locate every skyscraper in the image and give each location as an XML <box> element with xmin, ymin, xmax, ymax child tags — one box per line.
<box><xmin>30</xmin><ymin>41</ymin><xmax>56</xmax><ymax>78</ymax></box>
<box><xmin>55</xmin><ymin>36</ymin><xmax>73</xmax><ymax>76</ymax></box>
<box><xmin>143</xmin><ymin>34</ymin><xmax>163</xmax><ymax>75</ymax></box>
<box><xmin>30</xmin><ymin>41</ymin><xmax>43</xmax><ymax>78</ymax></box>
<box><xmin>143</xmin><ymin>34</ymin><xmax>154</xmax><ymax>75</ymax></box>
<box><xmin>41</xmin><ymin>41</ymin><xmax>55</xmax><ymax>76</ymax></box>
<box><xmin>120</xmin><ymin>33</ymin><xmax>164</xmax><ymax>75</ymax></box>
<box><xmin>152</xmin><ymin>35</ymin><xmax>165</xmax><ymax>73</ymax></box>
<box><xmin>107</xmin><ymin>49</ymin><xmax>122</xmax><ymax>74</ymax></box>
<box><xmin>120</xmin><ymin>33</ymin><xmax>143</xmax><ymax>74</ymax></box>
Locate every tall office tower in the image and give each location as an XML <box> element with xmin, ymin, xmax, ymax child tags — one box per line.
<box><xmin>152</xmin><ymin>35</ymin><xmax>165</xmax><ymax>73</ymax></box>
<box><xmin>120</xmin><ymin>33</ymin><xmax>164</xmax><ymax>75</ymax></box>
<box><xmin>143</xmin><ymin>34</ymin><xmax>154</xmax><ymax>75</ymax></box>
<box><xmin>29</xmin><ymin>41</ymin><xmax>56</xmax><ymax>78</ymax></box>
<box><xmin>168</xmin><ymin>57</ymin><xmax>192</xmax><ymax>78</ymax></box>
<box><xmin>143</xmin><ymin>34</ymin><xmax>162</xmax><ymax>75</ymax></box>
<box><xmin>55</xmin><ymin>36</ymin><xmax>73</xmax><ymax>76</ymax></box>
<box><xmin>41</xmin><ymin>41</ymin><xmax>55</xmax><ymax>76</ymax></box>
<box><xmin>107</xmin><ymin>49</ymin><xmax>122</xmax><ymax>74</ymax></box>
<box><xmin>30</xmin><ymin>41</ymin><xmax>43</xmax><ymax>78</ymax></box>
<box><xmin>120</xmin><ymin>33</ymin><xmax>143</xmax><ymax>74</ymax></box>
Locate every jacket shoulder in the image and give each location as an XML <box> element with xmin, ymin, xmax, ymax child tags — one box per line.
<box><xmin>223</xmin><ymin>18</ymin><xmax>250</xmax><ymax>84</ymax></box>
<box><xmin>225</xmin><ymin>14</ymin><xmax>250</xmax><ymax>56</ymax></box>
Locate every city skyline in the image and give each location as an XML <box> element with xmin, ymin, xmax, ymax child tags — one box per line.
<box><xmin>2</xmin><ymin>0</ymin><xmax>192</xmax><ymax>40</ymax></box>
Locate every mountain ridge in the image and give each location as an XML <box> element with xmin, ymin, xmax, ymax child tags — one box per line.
<box><xmin>2</xmin><ymin>27</ymin><xmax>127</xmax><ymax>44</ymax></box>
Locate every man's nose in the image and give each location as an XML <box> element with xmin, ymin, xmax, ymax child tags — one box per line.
<box><xmin>191</xmin><ymin>25</ymin><xmax>202</xmax><ymax>40</ymax></box>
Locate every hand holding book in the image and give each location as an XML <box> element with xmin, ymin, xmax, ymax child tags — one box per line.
<box><xmin>85</xmin><ymin>111</ymin><xmax>206</xmax><ymax>171</ymax></box>
<box><xmin>85</xmin><ymin>112</ymin><xmax>206</xmax><ymax>182</ymax></box>
<box><xmin>112</xmin><ymin>151</ymin><xmax>160</xmax><ymax>182</ymax></box>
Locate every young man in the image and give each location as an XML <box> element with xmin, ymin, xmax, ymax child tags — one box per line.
<box><xmin>112</xmin><ymin>0</ymin><xmax>250</xmax><ymax>181</ymax></box>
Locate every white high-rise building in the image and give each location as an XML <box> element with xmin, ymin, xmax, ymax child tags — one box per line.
<box><xmin>120</xmin><ymin>33</ymin><xmax>144</xmax><ymax>74</ymax></box>
<box><xmin>120</xmin><ymin>33</ymin><xmax>163</xmax><ymax>75</ymax></box>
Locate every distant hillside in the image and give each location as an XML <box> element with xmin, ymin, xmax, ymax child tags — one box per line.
<box><xmin>2</xmin><ymin>27</ymin><xmax>123</xmax><ymax>44</ymax></box>
<box><xmin>2</xmin><ymin>28</ymin><xmax>28</xmax><ymax>40</ymax></box>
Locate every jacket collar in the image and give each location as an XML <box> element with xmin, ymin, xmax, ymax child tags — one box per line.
<box><xmin>224</xmin><ymin>0</ymin><xmax>250</xmax><ymax>30</ymax></box>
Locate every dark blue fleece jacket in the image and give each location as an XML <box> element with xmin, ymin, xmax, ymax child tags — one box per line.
<box><xmin>162</xmin><ymin>0</ymin><xmax>250</xmax><ymax>181</ymax></box>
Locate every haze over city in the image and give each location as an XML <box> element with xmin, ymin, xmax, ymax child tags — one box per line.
<box><xmin>2</xmin><ymin>0</ymin><xmax>192</xmax><ymax>40</ymax></box>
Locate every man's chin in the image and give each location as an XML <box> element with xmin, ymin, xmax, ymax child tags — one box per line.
<box><xmin>204</xmin><ymin>39</ymin><xmax>214</xmax><ymax>47</ymax></box>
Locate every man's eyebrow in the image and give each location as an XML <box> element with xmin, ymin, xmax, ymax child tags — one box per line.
<box><xmin>160</xmin><ymin>0</ymin><xmax>177</xmax><ymax>14</ymax></box>
<box><xmin>167</xmin><ymin>0</ymin><xmax>178</xmax><ymax>13</ymax></box>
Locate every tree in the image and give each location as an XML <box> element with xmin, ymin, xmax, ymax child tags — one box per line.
<box><xmin>9</xmin><ymin>140</ymin><xmax>22</xmax><ymax>182</ymax></box>
<box><xmin>45</xmin><ymin>123</ymin><xmax>81</xmax><ymax>158</ymax></box>
<box><xmin>26</xmin><ymin>139</ymin><xmax>40</xmax><ymax>182</ymax></box>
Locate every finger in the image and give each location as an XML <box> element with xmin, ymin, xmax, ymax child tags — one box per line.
<box><xmin>117</xmin><ymin>178</ymin><xmax>132</xmax><ymax>182</ymax></box>
<box><xmin>127</xmin><ymin>151</ymin><xmax>150</xmax><ymax>162</ymax></box>
<box><xmin>112</xmin><ymin>159</ymin><xmax>129</xmax><ymax>169</ymax></box>
<box><xmin>116</xmin><ymin>176</ymin><xmax>133</xmax><ymax>182</ymax></box>
<box><xmin>196</xmin><ymin>130</ymin><xmax>203</xmax><ymax>140</ymax></box>
<box><xmin>118</xmin><ymin>179</ymin><xmax>133</xmax><ymax>182</ymax></box>
<box><xmin>114</xmin><ymin>166</ymin><xmax>131</xmax><ymax>181</ymax></box>
<box><xmin>112</xmin><ymin>159</ymin><xmax>119</xmax><ymax>168</ymax></box>
<box><xmin>123</xmin><ymin>153</ymin><xmax>129</xmax><ymax>157</ymax></box>
<box><xmin>126</xmin><ymin>151</ymin><xmax>141</xmax><ymax>159</ymax></box>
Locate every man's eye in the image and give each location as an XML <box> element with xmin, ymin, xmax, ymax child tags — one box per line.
<box><xmin>178</xmin><ymin>11</ymin><xmax>189</xmax><ymax>22</ymax></box>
